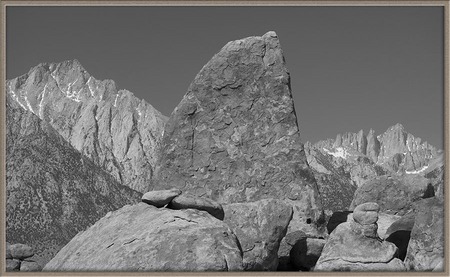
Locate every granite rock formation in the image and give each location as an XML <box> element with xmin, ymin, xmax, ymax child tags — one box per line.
<box><xmin>5</xmin><ymin>243</ymin><xmax>41</xmax><ymax>272</ymax></box>
<box><xmin>404</xmin><ymin>197</ymin><xmax>444</xmax><ymax>271</ymax></box>
<box><xmin>223</xmin><ymin>199</ymin><xmax>292</xmax><ymax>270</ymax></box>
<box><xmin>154</xmin><ymin>31</ymin><xmax>323</xmax><ymax>236</ymax></box>
<box><xmin>6</xmin><ymin>94</ymin><xmax>141</xmax><ymax>267</ymax></box>
<box><xmin>6</xmin><ymin>60</ymin><xmax>167</xmax><ymax>192</ymax></box>
<box><xmin>350</xmin><ymin>175</ymin><xmax>430</xmax><ymax>216</ymax></box>
<box><xmin>315</xmin><ymin>203</ymin><xmax>405</xmax><ymax>271</ymax></box>
<box><xmin>43</xmin><ymin>203</ymin><xmax>243</xmax><ymax>271</ymax></box>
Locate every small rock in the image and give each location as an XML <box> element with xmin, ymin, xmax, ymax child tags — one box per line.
<box><xmin>353</xmin><ymin>202</ymin><xmax>379</xmax><ymax>225</ymax></box>
<box><xmin>290</xmin><ymin>238</ymin><xmax>325</xmax><ymax>270</ymax></box>
<box><xmin>377</xmin><ymin>213</ymin><xmax>402</xmax><ymax>239</ymax></box>
<box><xmin>168</xmin><ymin>193</ymin><xmax>224</xmax><ymax>220</ymax></box>
<box><xmin>8</xmin><ymin>243</ymin><xmax>34</xmax><ymax>260</ymax></box>
<box><xmin>6</xmin><ymin>242</ymin><xmax>12</xmax><ymax>259</ymax></box>
<box><xmin>6</xmin><ymin>259</ymin><xmax>20</xmax><ymax>271</ymax></box>
<box><xmin>20</xmin><ymin>260</ymin><xmax>42</xmax><ymax>271</ymax></box>
<box><xmin>141</xmin><ymin>189</ymin><xmax>182</xmax><ymax>208</ymax></box>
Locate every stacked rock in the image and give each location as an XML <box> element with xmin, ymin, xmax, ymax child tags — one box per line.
<box><xmin>314</xmin><ymin>202</ymin><xmax>405</xmax><ymax>271</ymax></box>
<box><xmin>142</xmin><ymin>189</ymin><xmax>224</xmax><ymax>220</ymax></box>
<box><xmin>6</xmin><ymin>243</ymin><xmax>41</xmax><ymax>271</ymax></box>
<box><xmin>351</xmin><ymin>202</ymin><xmax>380</xmax><ymax>238</ymax></box>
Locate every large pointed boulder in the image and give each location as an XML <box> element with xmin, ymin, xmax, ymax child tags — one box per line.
<box><xmin>154</xmin><ymin>31</ymin><xmax>323</xmax><ymax>236</ymax></box>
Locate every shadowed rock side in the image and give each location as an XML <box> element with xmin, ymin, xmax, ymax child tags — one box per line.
<box><xmin>44</xmin><ymin>203</ymin><xmax>243</xmax><ymax>271</ymax></box>
<box><xmin>154</xmin><ymin>32</ymin><xmax>323</xmax><ymax>236</ymax></box>
<box><xmin>6</xmin><ymin>95</ymin><xmax>141</xmax><ymax>267</ymax></box>
<box><xmin>6</xmin><ymin>60</ymin><xmax>168</xmax><ymax>192</ymax></box>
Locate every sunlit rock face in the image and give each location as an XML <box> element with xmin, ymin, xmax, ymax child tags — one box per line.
<box><xmin>6</xmin><ymin>59</ymin><xmax>168</xmax><ymax>193</ymax></box>
<box><xmin>154</xmin><ymin>32</ymin><xmax>324</xmax><ymax>236</ymax></box>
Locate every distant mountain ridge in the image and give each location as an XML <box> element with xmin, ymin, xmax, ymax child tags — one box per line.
<box><xmin>305</xmin><ymin>124</ymin><xmax>442</xmax><ymax>213</ymax></box>
<box><xmin>313</xmin><ymin>123</ymin><xmax>441</xmax><ymax>174</ymax></box>
<box><xmin>6</xmin><ymin>60</ymin><xmax>168</xmax><ymax>193</ymax></box>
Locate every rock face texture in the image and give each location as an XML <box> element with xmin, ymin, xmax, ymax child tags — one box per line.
<box><xmin>6</xmin><ymin>95</ymin><xmax>141</xmax><ymax>267</ymax></box>
<box><xmin>44</xmin><ymin>203</ymin><xmax>243</xmax><ymax>271</ymax></box>
<box><xmin>315</xmin><ymin>203</ymin><xmax>405</xmax><ymax>271</ymax></box>
<box><xmin>223</xmin><ymin>199</ymin><xmax>292</xmax><ymax>270</ymax></box>
<box><xmin>5</xmin><ymin>243</ymin><xmax>42</xmax><ymax>272</ymax></box>
<box><xmin>350</xmin><ymin>175</ymin><xmax>430</xmax><ymax>216</ymax></box>
<box><xmin>154</xmin><ymin>32</ymin><xmax>323</xmax><ymax>235</ymax></box>
<box><xmin>6</xmin><ymin>60</ymin><xmax>168</xmax><ymax>192</ymax></box>
<box><xmin>404</xmin><ymin>197</ymin><xmax>444</xmax><ymax>271</ymax></box>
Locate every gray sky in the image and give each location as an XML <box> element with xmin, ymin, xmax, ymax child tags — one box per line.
<box><xmin>6</xmin><ymin>6</ymin><xmax>444</xmax><ymax>148</ymax></box>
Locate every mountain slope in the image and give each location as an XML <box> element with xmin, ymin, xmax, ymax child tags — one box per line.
<box><xmin>6</xmin><ymin>94</ymin><xmax>141</xmax><ymax>267</ymax></box>
<box><xmin>6</xmin><ymin>60</ymin><xmax>167</xmax><ymax>192</ymax></box>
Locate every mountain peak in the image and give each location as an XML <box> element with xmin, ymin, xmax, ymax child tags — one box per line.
<box><xmin>388</xmin><ymin>123</ymin><xmax>405</xmax><ymax>132</ymax></box>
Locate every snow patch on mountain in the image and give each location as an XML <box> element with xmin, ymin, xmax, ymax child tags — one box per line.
<box><xmin>323</xmin><ymin>147</ymin><xmax>350</xmax><ymax>159</ymax></box>
<box><xmin>405</xmin><ymin>165</ymin><xmax>429</xmax><ymax>175</ymax></box>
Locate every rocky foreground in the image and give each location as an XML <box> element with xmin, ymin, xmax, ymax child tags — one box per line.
<box><xmin>6</xmin><ymin>32</ymin><xmax>444</xmax><ymax>272</ymax></box>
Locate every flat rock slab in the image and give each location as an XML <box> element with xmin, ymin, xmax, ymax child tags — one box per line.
<box><xmin>141</xmin><ymin>189</ymin><xmax>181</xmax><ymax>208</ymax></box>
<box><xmin>43</xmin><ymin>203</ymin><xmax>243</xmax><ymax>271</ymax></box>
<box><xmin>223</xmin><ymin>199</ymin><xmax>292</xmax><ymax>270</ymax></box>
<box><xmin>168</xmin><ymin>193</ymin><xmax>224</xmax><ymax>220</ymax></box>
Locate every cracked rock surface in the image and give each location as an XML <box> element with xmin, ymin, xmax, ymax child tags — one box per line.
<box><xmin>6</xmin><ymin>60</ymin><xmax>167</xmax><ymax>193</ymax></box>
<box><xmin>223</xmin><ymin>199</ymin><xmax>292</xmax><ymax>270</ymax></box>
<box><xmin>6</xmin><ymin>94</ymin><xmax>141</xmax><ymax>267</ymax></box>
<box><xmin>154</xmin><ymin>31</ymin><xmax>323</xmax><ymax>236</ymax></box>
<box><xmin>404</xmin><ymin>197</ymin><xmax>444</xmax><ymax>271</ymax></box>
<box><xmin>43</xmin><ymin>203</ymin><xmax>243</xmax><ymax>271</ymax></box>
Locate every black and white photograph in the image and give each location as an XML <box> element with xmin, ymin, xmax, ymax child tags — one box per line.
<box><xmin>2</xmin><ymin>2</ymin><xmax>447</xmax><ymax>274</ymax></box>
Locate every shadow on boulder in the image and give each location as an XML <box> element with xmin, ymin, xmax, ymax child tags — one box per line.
<box><xmin>326</xmin><ymin>211</ymin><xmax>352</xmax><ymax>234</ymax></box>
<box><xmin>386</xmin><ymin>230</ymin><xmax>411</xmax><ymax>261</ymax></box>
